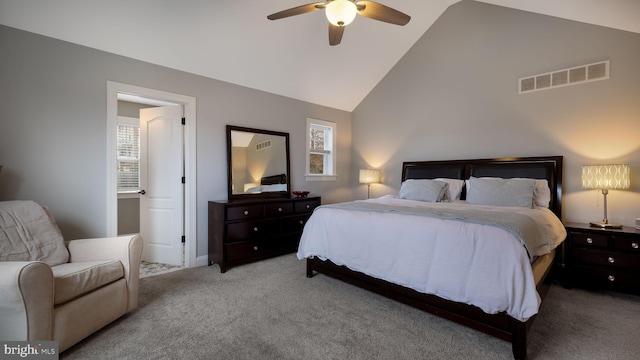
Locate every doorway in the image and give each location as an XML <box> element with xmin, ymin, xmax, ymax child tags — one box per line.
<box><xmin>106</xmin><ymin>81</ymin><xmax>197</xmax><ymax>268</ymax></box>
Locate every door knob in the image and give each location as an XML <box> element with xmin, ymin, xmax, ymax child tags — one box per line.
<box><xmin>138</xmin><ymin>189</ymin><xmax>146</xmax><ymax>195</ymax></box>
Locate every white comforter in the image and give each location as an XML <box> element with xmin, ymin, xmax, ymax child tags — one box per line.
<box><xmin>297</xmin><ymin>195</ymin><xmax>566</xmax><ymax>321</ymax></box>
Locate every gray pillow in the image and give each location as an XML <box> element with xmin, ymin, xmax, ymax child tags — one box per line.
<box><xmin>399</xmin><ymin>179</ymin><xmax>448</xmax><ymax>202</ymax></box>
<box><xmin>466</xmin><ymin>177</ymin><xmax>536</xmax><ymax>208</ymax></box>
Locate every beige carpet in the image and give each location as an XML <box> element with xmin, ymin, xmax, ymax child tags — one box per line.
<box><xmin>62</xmin><ymin>254</ymin><xmax>639</xmax><ymax>360</ymax></box>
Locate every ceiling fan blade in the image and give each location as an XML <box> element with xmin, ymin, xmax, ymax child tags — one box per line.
<box><xmin>329</xmin><ymin>23</ymin><xmax>344</xmax><ymax>46</ymax></box>
<box><xmin>267</xmin><ymin>2</ymin><xmax>326</xmax><ymax>20</ymax></box>
<box><xmin>355</xmin><ymin>1</ymin><xmax>411</xmax><ymax>25</ymax></box>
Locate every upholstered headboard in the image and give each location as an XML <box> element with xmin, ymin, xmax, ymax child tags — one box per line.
<box><xmin>402</xmin><ymin>156</ymin><xmax>563</xmax><ymax>217</ymax></box>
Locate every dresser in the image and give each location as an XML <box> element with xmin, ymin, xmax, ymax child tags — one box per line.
<box><xmin>565</xmin><ymin>222</ymin><xmax>640</xmax><ymax>294</ymax></box>
<box><xmin>208</xmin><ymin>196</ymin><xmax>321</xmax><ymax>272</ymax></box>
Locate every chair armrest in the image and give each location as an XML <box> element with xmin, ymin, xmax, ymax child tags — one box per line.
<box><xmin>67</xmin><ymin>235</ymin><xmax>143</xmax><ymax>311</ymax></box>
<box><xmin>0</xmin><ymin>261</ymin><xmax>54</xmax><ymax>341</ymax></box>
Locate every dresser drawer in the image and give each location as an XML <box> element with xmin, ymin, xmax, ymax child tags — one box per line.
<box><xmin>265</xmin><ymin>202</ymin><xmax>293</xmax><ymax>217</ymax></box>
<box><xmin>226</xmin><ymin>220</ymin><xmax>278</xmax><ymax>242</ymax></box>
<box><xmin>225</xmin><ymin>240</ymin><xmax>268</xmax><ymax>261</ymax></box>
<box><xmin>295</xmin><ymin>199</ymin><xmax>321</xmax><ymax>213</ymax></box>
<box><xmin>226</xmin><ymin>205</ymin><xmax>264</xmax><ymax>221</ymax></box>
<box><xmin>281</xmin><ymin>214</ymin><xmax>311</xmax><ymax>234</ymax></box>
<box><xmin>613</xmin><ymin>236</ymin><xmax>640</xmax><ymax>252</ymax></box>
<box><xmin>571</xmin><ymin>232</ymin><xmax>608</xmax><ymax>248</ymax></box>
<box><xmin>225</xmin><ymin>236</ymin><xmax>299</xmax><ymax>262</ymax></box>
<box><xmin>572</xmin><ymin>248</ymin><xmax>640</xmax><ymax>271</ymax></box>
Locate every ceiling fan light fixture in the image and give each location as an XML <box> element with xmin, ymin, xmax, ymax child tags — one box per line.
<box><xmin>325</xmin><ymin>0</ymin><xmax>357</xmax><ymax>26</ymax></box>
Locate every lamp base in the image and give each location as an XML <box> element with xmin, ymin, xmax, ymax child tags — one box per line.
<box><xmin>589</xmin><ymin>221</ymin><xmax>623</xmax><ymax>229</ymax></box>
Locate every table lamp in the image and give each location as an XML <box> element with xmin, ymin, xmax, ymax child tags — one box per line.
<box><xmin>581</xmin><ymin>164</ymin><xmax>630</xmax><ymax>228</ymax></box>
<box><xmin>359</xmin><ymin>169</ymin><xmax>381</xmax><ymax>199</ymax></box>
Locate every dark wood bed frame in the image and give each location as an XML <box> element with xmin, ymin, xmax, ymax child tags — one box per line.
<box><xmin>306</xmin><ymin>156</ymin><xmax>563</xmax><ymax>360</ymax></box>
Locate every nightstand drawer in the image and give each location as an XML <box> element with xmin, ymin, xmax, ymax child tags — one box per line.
<box><xmin>613</xmin><ymin>236</ymin><xmax>640</xmax><ymax>252</ymax></box>
<box><xmin>572</xmin><ymin>265</ymin><xmax>640</xmax><ymax>292</ymax></box>
<box><xmin>571</xmin><ymin>232</ymin><xmax>608</xmax><ymax>248</ymax></box>
<box><xmin>572</xmin><ymin>248</ymin><xmax>640</xmax><ymax>270</ymax></box>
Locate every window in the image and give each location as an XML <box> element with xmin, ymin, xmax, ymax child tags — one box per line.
<box><xmin>117</xmin><ymin>116</ymin><xmax>140</xmax><ymax>192</ymax></box>
<box><xmin>306</xmin><ymin>118</ymin><xmax>336</xmax><ymax>181</ymax></box>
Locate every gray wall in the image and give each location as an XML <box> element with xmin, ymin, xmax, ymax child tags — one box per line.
<box><xmin>116</xmin><ymin>100</ymin><xmax>154</xmax><ymax>235</ymax></box>
<box><xmin>0</xmin><ymin>25</ymin><xmax>352</xmax><ymax>262</ymax></box>
<box><xmin>117</xmin><ymin>197</ymin><xmax>140</xmax><ymax>235</ymax></box>
<box><xmin>352</xmin><ymin>1</ymin><xmax>640</xmax><ymax>226</ymax></box>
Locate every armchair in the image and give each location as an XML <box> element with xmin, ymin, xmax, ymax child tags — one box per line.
<box><xmin>0</xmin><ymin>200</ymin><xmax>143</xmax><ymax>352</ymax></box>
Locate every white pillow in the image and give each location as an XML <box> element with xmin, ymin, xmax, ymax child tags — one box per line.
<box><xmin>399</xmin><ymin>179</ymin><xmax>448</xmax><ymax>202</ymax></box>
<box><xmin>434</xmin><ymin>178</ymin><xmax>465</xmax><ymax>201</ymax></box>
<box><xmin>466</xmin><ymin>177</ymin><xmax>536</xmax><ymax>208</ymax></box>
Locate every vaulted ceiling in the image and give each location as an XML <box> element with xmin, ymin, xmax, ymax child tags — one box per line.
<box><xmin>1</xmin><ymin>0</ymin><xmax>638</xmax><ymax>111</ymax></box>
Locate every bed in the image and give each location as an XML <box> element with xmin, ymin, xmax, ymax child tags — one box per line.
<box><xmin>297</xmin><ymin>156</ymin><xmax>565</xmax><ymax>360</ymax></box>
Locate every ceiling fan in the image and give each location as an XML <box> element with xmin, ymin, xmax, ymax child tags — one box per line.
<box><xmin>267</xmin><ymin>0</ymin><xmax>411</xmax><ymax>46</ymax></box>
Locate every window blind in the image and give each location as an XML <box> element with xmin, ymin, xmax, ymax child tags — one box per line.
<box><xmin>117</xmin><ymin>124</ymin><xmax>140</xmax><ymax>191</ymax></box>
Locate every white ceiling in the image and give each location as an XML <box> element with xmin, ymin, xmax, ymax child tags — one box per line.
<box><xmin>1</xmin><ymin>0</ymin><xmax>638</xmax><ymax>112</ymax></box>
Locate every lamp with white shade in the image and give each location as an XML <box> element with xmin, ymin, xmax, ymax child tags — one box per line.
<box><xmin>359</xmin><ymin>169</ymin><xmax>380</xmax><ymax>199</ymax></box>
<box><xmin>581</xmin><ymin>164</ymin><xmax>630</xmax><ymax>228</ymax></box>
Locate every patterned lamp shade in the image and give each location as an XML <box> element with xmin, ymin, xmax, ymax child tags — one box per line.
<box><xmin>582</xmin><ymin>164</ymin><xmax>630</xmax><ymax>190</ymax></box>
<box><xmin>359</xmin><ymin>169</ymin><xmax>381</xmax><ymax>184</ymax></box>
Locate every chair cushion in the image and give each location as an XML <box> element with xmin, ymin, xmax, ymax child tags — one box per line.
<box><xmin>0</xmin><ymin>200</ymin><xmax>69</xmax><ymax>266</ymax></box>
<box><xmin>51</xmin><ymin>260</ymin><xmax>124</xmax><ymax>305</ymax></box>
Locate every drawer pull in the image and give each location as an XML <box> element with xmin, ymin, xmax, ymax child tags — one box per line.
<box><xmin>253</xmin><ymin>246</ymin><xmax>258</xmax><ymax>251</ymax></box>
<box><xmin>607</xmin><ymin>257</ymin><xmax>615</xmax><ymax>264</ymax></box>
<box><xmin>253</xmin><ymin>227</ymin><xmax>259</xmax><ymax>232</ymax></box>
<box><xmin>278</xmin><ymin>207</ymin><xmax>283</xmax><ymax>212</ymax></box>
<box><xmin>243</xmin><ymin>210</ymin><xmax>249</xmax><ymax>216</ymax></box>
<box><xmin>608</xmin><ymin>275</ymin><xmax>615</xmax><ymax>282</ymax></box>
<box><xmin>306</xmin><ymin>204</ymin><xmax>311</xmax><ymax>209</ymax></box>
<box><xmin>586</xmin><ymin>237</ymin><xmax>593</xmax><ymax>244</ymax></box>
<box><xmin>633</xmin><ymin>242</ymin><xmax>639</xmax><ymax>249</ymax></box>
<box><xmin>299</xmin><ymin>220</ymin><xmax>304</xmax><ymax>225</ymax></box>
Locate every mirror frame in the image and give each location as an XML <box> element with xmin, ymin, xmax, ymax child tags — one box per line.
<box><xmin>227</xmin><ymin>125</ymin><xmax>292</xmax><ymax>201</ymax></box>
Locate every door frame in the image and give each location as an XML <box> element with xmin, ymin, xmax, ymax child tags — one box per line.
<box><xmin>106</xmin><ymin>81</ymin><xmax>197</xmax><ymax>268</ymax></box>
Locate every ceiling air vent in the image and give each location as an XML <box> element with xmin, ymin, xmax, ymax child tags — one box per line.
<box><xmin>256</xmin><ymin>140</ymin><xmax>271</xmax><ymax>151</ymax></box>
<box><xmin>518</xmin><ymin>60</ymin><xmax>609</xmax><ymax>94</ymax></box>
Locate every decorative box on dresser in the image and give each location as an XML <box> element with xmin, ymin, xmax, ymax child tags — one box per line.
<box><xmin>565</xmin><ymin>222</ymin><xmax>640</xmax><ymax>294</ymax></box>
<box><xmin>209</xmin><ymin>196</ymin><xmax>321</xmax><ymax>273</ymax></box>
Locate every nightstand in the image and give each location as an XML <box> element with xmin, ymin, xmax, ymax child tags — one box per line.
<box><xmin>565</xmin><ymin>222</ymin><xmax>640</xmax><ymax>294</ymax></box>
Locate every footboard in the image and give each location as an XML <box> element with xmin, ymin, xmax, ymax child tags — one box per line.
<box><xmin>306</xmin><ymin>257</ymin><xmax>532</xmax><ymax>360</ymax></box>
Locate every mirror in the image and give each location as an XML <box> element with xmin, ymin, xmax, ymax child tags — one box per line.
<box><xmin>227</xmin><ymin>125</ymin><xmax>291</xmax><ymax>200</ymax></box>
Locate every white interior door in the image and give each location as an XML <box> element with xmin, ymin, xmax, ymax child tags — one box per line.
<box><xmin>139</xmin><ymin>105</ymin><xmax>184</xmax><ymax>265</ymax></box>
